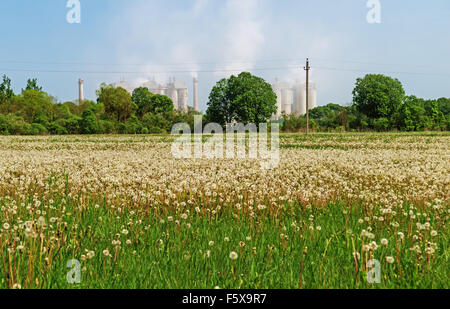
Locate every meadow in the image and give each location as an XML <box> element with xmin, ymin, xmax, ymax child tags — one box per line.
<box><xmin>0</xmin><ymin>132</ymin><xmax>448</xmax><ymax>289</ymax></box>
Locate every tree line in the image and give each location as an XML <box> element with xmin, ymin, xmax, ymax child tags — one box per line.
<box><xmin>0</xmin><ymin>73</ymin><xmax>448</xmax><ymax>135</ymax></box>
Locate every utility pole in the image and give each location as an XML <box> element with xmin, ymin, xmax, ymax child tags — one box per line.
<box><xmin>304</xmin><ymin>58</ymin><xmax>310</xmax><ymax>135</ymax></box>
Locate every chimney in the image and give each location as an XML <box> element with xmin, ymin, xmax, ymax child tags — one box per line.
<box><xmin>78</xmin><ymin>78</ymin><xmax>84</xmax><ymax>105</ymax></box>
<box><xmin>193</xmin><ymin>77</ymin><xmax>199</xmax><ymax>112</ymax></box>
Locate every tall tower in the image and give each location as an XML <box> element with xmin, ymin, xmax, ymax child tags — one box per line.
<box><xmin>78</xmin><ymin>78</ymin><xmax>84</xmax><ymax>105</ymax></box>
<box><xmin>193</xmin><ymin>77</ymin><xmax>199</xmax><ymax>112</ymax></box>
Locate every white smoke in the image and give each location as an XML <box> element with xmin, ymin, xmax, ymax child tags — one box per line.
<box><xmin>218</xmin><ymin>0</ymin><xmax>265</xmax><ymax>76</ymax></box>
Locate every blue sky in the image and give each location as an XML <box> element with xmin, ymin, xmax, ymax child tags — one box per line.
<box><xmin>0</xmin><ymin>0</ymin><xmax>449</xmax><ymax>111</ymax></box>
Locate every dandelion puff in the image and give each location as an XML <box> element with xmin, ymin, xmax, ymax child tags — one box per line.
<box><xmin>229</xmin><ymin>251</ymin><xmax>238</xmax><ymax>260</ymax></box>
<box><xmin>209</xmin><ymin>241</ymin><xmax>214</xmax><ymax>247</ymax></box>
<box><xmin>431</xmin><ymin>230</ymin><xmax>437</xmax><ymax>237</ymax></box>
<box><xmin>386</xmin><ymin>256</ymin><xmax>395</xmax><ymax>264</ymax></box>
<box><xmin>381</xmin><ymin>238</ymin><xmax>388</xmax><ymax>246</ymax></box>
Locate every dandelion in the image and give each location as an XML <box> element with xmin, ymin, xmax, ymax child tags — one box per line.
<box><xmin>121</xmin><ymin>229</ymin><xmax>129</xmax><ymax>235</ymax></box>
<box><xmin>181</xmin><ymin>214</ymin><xmax>188</xmax><ymax>220</ymax></box>
<box><xmin>2</xmin><ymin>223</ymin><xmax>10</xmax><ymax>230</ymax></box>
<box><xmin>431</xmin><ymin>230</ymin><xmax>437</xmax><ymax>237</ymax></box>
<box><xmin>224</xmin><ymin>237</ymin><xmax>230</xmax><ymax>242</ymax></box>
<box><xmin>209</xmin><ymin>241</ymin><xmax>214</xmax><ymax>246</ymax></box>
<box><xmin>12</xmin><ymin>283</ymin><xmax>21</xmax><ymax>289</ymax></box>
<box><xmin>239</xmin><ymin>241</ymin><xmax>245</xmax><ymax>247</ymax></box>
<box><xmin>381</xmin><ymin>238</ymin><xmax>389</xmax><ymax>246</ymax></box>
<box><xmin>87</xmin><ymin>251</ymin><xmax>95</xmax><ymax>259</ymax></box>
<box><xmin>167</xmin><ymin>216</ymin><xmax>174</xmax><ymax>222</ymax></box>
<box><xmin>386</xmin><ymin>256</ymin><xmax>395</xmax><ymax>264</ymax></box>
<box><xmin>316</xmin><ymin>226</ymin><xmax>322</xmax><ymax>231</ymax></box>
<box><xmin>229</xmin><ymin>251</ymin><xmax>238</xmax><ymax>260</ymax></box>
<box><xmin>103</xmin><ymin>249</ymin><xmax>110</xmax><ymax>256</ymax></box>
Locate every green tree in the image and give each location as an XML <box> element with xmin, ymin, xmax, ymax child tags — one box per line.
<box><xmin>0</xmin><ymin>75</ymin><xmax>14</xmax><ymax>113</ymax></box>
<box><xmin>352</xmin><ymin>74</ymin><xmax>405</xmax><ymax>129</ymax></box>
<box><xmin>206</xmin><ymin>72</ymin><xmax>277</xmax><ymax>125</ymax></box>
<box><xmin>13</xmin><ymin>89</ymin><xmax>53</xmax><ymax>123</ymax></box>
<box><xmin>24</xmin><ymin>78</ymin><xmax>43</xmax><ymax>92</ymax></box>
<box><xmin>80</xmin><ymin>109</ymin><xmax>99</xmax><ymax>134</ymax></box>
<box><xmin>97</xmin><ymin>84</ymin><xmax>136</xmax><ymax>122</ymax></box>
<box><xmin>132</xmin><ymin>87</ymin><xmax>154</xmax><ymax>117</ymax></box>
<box><xmin>151</xmin><ymin>94</ymin><xmax>174</xmax><ymax>114</ymax></box>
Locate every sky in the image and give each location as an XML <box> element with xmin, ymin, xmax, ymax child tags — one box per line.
<box><xmin>0</xmin><ymin>0</ymin><xmax>449</xmax><ymax>111</ymax></box>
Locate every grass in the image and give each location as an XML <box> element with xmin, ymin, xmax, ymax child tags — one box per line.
<box><xmin>0</xmin><ymin>132</ymin><xmax>448</xmax><ymax>289</ymax></box>
<box><xmin>1</xmin><ymin>194</ymin><xmax>447</xmax><ymax>289</ymax></box>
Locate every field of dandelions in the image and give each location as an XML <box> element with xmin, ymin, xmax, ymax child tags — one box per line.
<box><xmin>0</xmin><ymin>132</ymin><xmax>448</xmax><ymax>289</ymax></box>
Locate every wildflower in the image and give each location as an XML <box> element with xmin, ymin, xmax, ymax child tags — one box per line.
<box><xmin>224</xmin><ymin>237</ymin><xmax>230</xmax><ymax>242</ymax></box>
<box><xmin>431</xmin><ymin>230</ymin><xmax>437</xmax><ymax>237</ymax></box>
<box><xmin>229</xmin><ymin>251</ymin><xmax>238</xmax><ymax>260</ymax></box>
<box><xmin>87</xmin><ymin>251</ymin><xmax>95</xmax><ymax>259</ymax></box>
<box><xmin>167</xmin><ymin>216</ymin><xmax>174</xmax><ymax>222</ymax></box>
<box><xmin>209</xmin><ymin>241</ymin><xmax>214</xmax><ymax>247</ymax></box>
<box><xmin>381</xmin><ymin>238</ymin><xmax>389</xmax><ymax>246</ymax></box>
<box><xmin>103</xmin><ymin>250</ymin><xmax>110</xmax><ymax>256</ymax></box>
<box><xmin>386</xmin><ymin>256</ymin><xmax>395</xmax><ymax>264</ymax></box>
<box><xmin>316</xmin><ymin>226</ymin><xmax>322</xmax><ymax>231</ymax></box>
<box><xmin>121</xmin><ymin>229</ymin><xmax>129</xmax><ymax>235</ymax></box>
<box><xmin>181</xmin><ymin>214</ymin><xmax>188</xmax><ymax>220</ymax></box>
<box><xmin>239</xmin><ymin>241</ymin><xmax>245</xmax><ymax>247</ymax></box>
<box><xmin>2</xmin><ymin>223</ymin><xmax>10</xmax><ymax>230</ymax></box>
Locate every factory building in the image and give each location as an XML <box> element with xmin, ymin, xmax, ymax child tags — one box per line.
<box><xmin>112</xmin><ymin>78</ymin><xmax>198</xmax><ymax>113</ymax></box>
<box><xmin>272</xmin><ymin>78</ymin><xmax>317</xmax><ymax>118</ymax></box>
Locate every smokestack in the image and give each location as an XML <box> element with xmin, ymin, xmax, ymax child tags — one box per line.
<box><xmin>193</xmin><ymin>77</ymin><xmax>199</xmax><ymax>112</ymax></box>
<box><xmin>78</xmin><ymin>78</ymin><xmax>84</xmax><ymax>105</ymax></box>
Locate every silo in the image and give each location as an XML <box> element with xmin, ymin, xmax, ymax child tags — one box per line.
<box><xmin>281</xmin><ymin>88</ymin><xmax>292</xmax><ymax>115</ymax></box>
<box><xmin>293</xmin><ymin>81</ymin><xmax>305</xmax><ymax>116</ymax></box>
<box><xmin>167</xmin><ymin>86</ymin><xmax>179</xmax><ymax>110</ymax></box>
<box><xmin>177</xmin><ymin>88</ymin><xmax>188</xmax><ymax>113</ymax></box>
<box><xmin>298</xmin><ymin>84</ymin><xmax>307</xmax><ymax>116</ymax></box>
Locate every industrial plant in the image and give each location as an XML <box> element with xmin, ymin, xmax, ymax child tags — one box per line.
<box><xmin>111</xmin><ymin>78</ymin><xmax>199</xmax><ymax>113</ymax></box>
<box><xmin>272</xmin><ymin>78</ymin><xmax>317</xmax><ymax>119</ymax></box>
<box><xmin>77</xmin><ymin>76</ymin><xmax>316</xmax><ymax>117</ymax></box>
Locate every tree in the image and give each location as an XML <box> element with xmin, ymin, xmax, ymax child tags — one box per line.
<box><xmin>97</xmin><ymin>84</ymin><xmax>136</xmax><ymax>122</ymax></box>
<box><xmin>206</xmin><ymin>72</ymin><xmax>277</xmax><ymax>125</ymax></box>
<box><xmin>352</xmin><ymin>74</ymin><xmax>405</xmax><ymax>129</ymax></box>
<box><xmin>24</xmin><ymin>78</ymin><xmax>43</xmax><ymax>92</ymax></box>
<box><xmin>80</xmin><ymin>109</ymin><xmax>99</xmax><ymax>134</ymax></box>
<box><xmin>13</xmin><ymin>89</ymin><xmax>53</xmax><ymax>123</ymax></box>
<box><xmin>132</xmin><ymin>87</ymin><xmax>154</xmax><ymax>117</ymax></box>
<box><xmin>151</xmin><ymin>94</ymin><xmax>174</xmax><ymax>114</ymax></box>
<box><xmin>0</xmin><ymin>75</ymin><xmax>14</xmax><ymax>113</ymax></box>
<box><xmin>400</xmin><ymin>96</ymin><xmax>426</xmax><ymax>131</ymax></box>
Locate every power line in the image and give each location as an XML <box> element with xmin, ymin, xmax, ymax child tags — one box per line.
<box><xmin>0</xmin><ymin>64</ymin><xmax>448</xmax><ymax>77</ymax></box>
